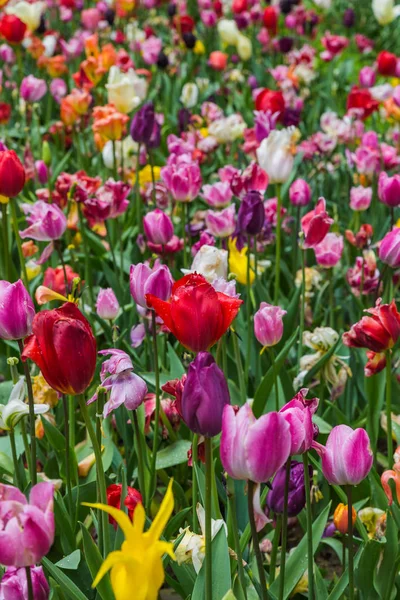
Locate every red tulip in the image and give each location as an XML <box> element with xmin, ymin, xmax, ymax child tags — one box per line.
<box><xmin>0</xmin><ymin>150</ymin><xmax>25</xmax><ymax>198</ymax></box>
<box><xmin>173</xmin><ymin>14</ymin><xmax>195</xmax><ymax>34</ymax></box>
<box><xmin>106</xmin><ymin>484</ymin><xmax>142</xmax><ymax>528</ymax></box>
<box><xmin>263</xmin><ymin>6</ymin><xmax>278</xmax><ymax>35</ymax></box>
<box><xmin>22</xmin><ymin>302</ymin><xmax>96</xmax><ymax>395</ymax></box>
<box><xmin>0</xmin><ymin>103</ymin><xmax>11</xmax><ymax>124</ymax></box>
<box><xmin>377</xmin><ymin>51</ymin><xmax>398</xmax><ymax>76</ymax></box>
<box><xmin>301</xmin><ymin>197</ymin><xmax>333</xmax><ymax>248</ymax></box>
<box><xmin>346</xmin><ymin>86</ymin><xmax>379</xmax><ymax>120</ymax></box>
<box><xmin>343</xmin><ymin>299</ymin><xmax>400</xmax><ymax>354</ymax></box>
<box><xmin>0</xmin><ymin>14</ymin><xmax>26</xmax><ymax>44</ymax></box>
<box><xmin>255</xmin><ymin>89</ymin><xmax>285</xmax><ymax>120</ymax></box>
<box><xmin>146</xmin><ymin>274</ymin><xmax>243</xmax><ymax>353</ymax></box>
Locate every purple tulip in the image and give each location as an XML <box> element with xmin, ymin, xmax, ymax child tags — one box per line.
<box><xmin>130</xmin><ymin>323</ymin><xmax>146</xmax><ymax>348</ymax></box>
<box><xmin>254</xmin><ymin>110</ymin><xmax>278</xmax><ymax>143</ymax></box>
<box><xmin>289</xmin><ymin>178</ymin><xmax>311</xmax><ymax>207</ymax></box>
<box><xmin>0</xmin><ymin>566</ymin><xmax>49</xmax><ymax>600</ymax></box>
<box><xmin>314</xmin><ymin>424</ymin><xmax>373</xmax><ymax>486</ymax></box>
<box><xmin>180</xmin><ymin>352</ymin><xmax>230</xmax><ymax>437</ymax></box>
<box><xmin>20</xmin><ymin>75</ymin><xmax>47</xmax><ymax>103</ymax></box>
<box><xmin>19</xmin><ymin>201</ymin><xmax>67</xmax><ymax>241</ymax></box>
<box><xmin>130</xmin><ymin>102</ymin><xmax>159</xmax><ymax>147</ymax></box>
<box><xmin>378</xmin><ymin>172</ymin><xmax>400</xmax><ymax>207</ymax></box>
<box><xmin>35</xmin><ymin>160</ymin><xmax>49</xmax><ymax>185</ymax></box>
<box><xmin>220</xmin><ymin>403</ymin><xmax>291</xmax><ymax>483</ymax></box>
<box><xmin>143</xmin><ymin>208</ymin><xmax>174</xmax><ymax>245</ymax></box>
<box><xmin>266</xmin><ymin>460</ymin><xmax>312</xmax><ymax>517</ymax></box>
<box><xmin>129</xmin><ymin>261</ymin><xmax>173</xmax><ymax>309</ymax></box>
<box><xmin>0</xmin><ymin>483</ymin><xmax>54</xmax><ymax>567</ymax></box>
<box><xmin>88</xmin><ymin>349</ymin><xmax>147</xmax><ymax>417</ymax></box>
<box><xmin>254</xmin><ymin>302</ymin><xmax>287</xmax><ymax>348</ymax></box>
<box><xmin>279</xmin><ymin>388</ymin><xmax>319</xmax><ymax>455</ymax></box>
<box><xmin>205</xmin><ymin>205</ymin><xmax>236</xmax><ymax>238</ymax></box>
<box><xmin>237</xmin><ymin>191</ymin><xmax>265</xmax><ymax>235</ymax></box>
<box><xmin>96</xmin><ymin>288</ymin><xmax>120</xmax><ymax>320</ymax></box>
<box><xmin>379</xmin><ymin>228</ymin><xmax>400</xmax><ymax>268</ymax></box>
<box><xmin>0</xmin><ymin>280</ymin><xmax>35</xmax><ymax>341</ymax></box>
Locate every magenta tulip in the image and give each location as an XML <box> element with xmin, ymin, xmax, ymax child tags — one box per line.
<box><xmin>0</xmin><ymin>280</ymin><xmax>35</xmax><ymax>341</ymax></box>
<box><xmin>0</xmin><ymin>566</ymin><xmax>49</xmax><ymax>600</ymax></box>
<box><xmin>378</xmin><ymin>172</ymin><xmax>400</xmax><ymax>207</ymax></box>
<box><xmin>289</xmin><ymin>178</ymin><xmax>311</xmax><ymax>207</ymax></box>
<box><xmin>314</xmin><ymin>233</ymin><xmax>344</xmax><ymax>268</ymax></box>
<box><xmin>279</xmin><ymin>389</ymin><xmax>319</xmax><ymax>455</ymax></box>
<box><xmin>220</xmin><ymin>403</ymin><xmax>291</xmax><ymax>483</ymax></box>
<box><xmin>379</xmin><ymin>228</ymin><xmax>400</xmax><ymax>268</ymax></box>
<box><xmin>19</xmin><ymin>201</ymin><xmax>66</xmax><ymax>242</ymax></box>
<box><xmin>129</xmin><ymin>262</ymin><xmax>173</xmax><ymax>309</ymax></box>
<box><xmin>205</xmin><ymin>205</ymin><xmax>236</xmax><ymax>238</ymax></box>
<box><xmin>254</xmin><ymin>302</ymin><xmax>286</xmax><ymax>348</ymax></box>
<box><xmin>143</xmin><ymin>209</ymin><xmax>174</xmax><ymax>245</ymax></box>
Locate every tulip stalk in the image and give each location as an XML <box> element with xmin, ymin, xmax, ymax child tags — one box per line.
<box><xmin>10</xmin><ymin>200</ymin><xmax>29</xmax><ymax>290</ymax></box>
<box><xmin>269</xmin><ymin>516</ymin><xmax>281</xmax><ymax>586</ymax></box>
<box><xmin>148</xmin><ymin>310</ymin><xmax>161</xmax><ymax>509</ymax></box>
<box><xmin>62</xmin><ymin>395</ymin><xmax>74</xmax><ymax>520</ymax></box>
<box><xmin>17</xmin><ymin>340</ymin><xmax>37</xmax><ymax>486</ymax></box>
<box><xmin>279</xmin><ymin>459</ymin><xmax>291</xmax><ymax>600</ymax></box>
<box><xmin>78</xmin><ymin>395</ymin><xmax>110</xmax><ymax>558</ymax></box>
<box><xmin>298</xmin><ymin>244</ymin><xmax>306</xmax><ymax>371</ymax></box>
<box><xmin>25</xmin><ymin>567</ymin><xmax>34</xmax><ymax>600</ymax></box>
<box><xmin>227</xmin><ymin>477</ymin><xmax>247</xmax><ymax>599</ymax></box>
<box><xmin>386</xmin><ymin>349</ymin><xmax>393</xmax><ymax>464</ymax></box>
<box><xmin>192</xmin><ymin>433</ymin><xmax>198</xmax><ymax>534</ymax></box>
<box><xmin>77</xmin><ymin>204</ymin><xmax>94</xmax><ymax>308</ymax></box>
<box><xmin>1</xmin><ymin>203</ymin><xmax>11</xmax><ymax>281</ymax></box>
<box><xmin>132</xmin><ymin>409</ymin><xmax>147</xmax><ymax>509</ymax></box>
<box><xmin>245</xmin><ymin>234</ymin><xmax>252</xmax><ymax>386</ymax></box>
<box><xmin>248</xmin><ymin>480</ymin><xmax>268</xmax><ymax>600</ymax></box>
<box><xmin>9</xmin><ymin>430</ymin><xmax>22</xmax><ymax>489</ymax></box>
<box><xmin>346</xmin><ymin>486</ymin><xmax>354</xmax><ymax>600</ymax></box>
<box><xmin>205</xmin><ymin>436</ymin><xmax>213</xmax><ymax>600</ymax></box>
<box><xmin>274</xmin><ymin>184</ymin><xmax>282</xmax><ymax>305</ymax></box>
<box><xmin>303</xmin><ymin>452</ymin><xmax>314</xmax><ymax>600</ymax></box>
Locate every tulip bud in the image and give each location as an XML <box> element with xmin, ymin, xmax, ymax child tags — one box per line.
<box><xmin>289</xmin><ymin>179</ymin><xmax>311</xmax><ymax>207</ymax></box>
<box><xmin>359</xmin><ymin>66</ymin><xmax>376</xmax><ymax>88</ymax></box>
<box><xmin>254</xmin><ymin>302</ymin><xmax>287</xmax><ymax>348</ymax></box>
<box><xmin>35</xmin><ymin>160</ymin><xmax>49</xmax><ymax>185</ymax></box>
<box><xmin>0</xmin><ymin>14</ymin><xmax>26</xmax><ymax>44</ymax></box>
<box><xmin>143</xmin><ymin>209</ymin><xmax>174</xmax><ymax>245</ymax></box>
<box><xmin>314</xmin><ymin>233</ymin><xmax>344</xmax><ymax>268</ymax></box>
<box><xmin>130</xmin><ymin>102</ymin><xmax>156</xmax><ymax>146</ymax></box>
<box><xmin>266</xmin><ymin>460</ymin><xmax>312</xmax><ymax>517</ymax></box>
<box><xmin>377</xmin><ymin>50</ymin><xmax>398</xmax><ymax>76</ymax></box>
<box><xmin>0</xmin><ymin>566</ymin><xmax>49</xmax><ymax>600</ymax></box>
<box><xmin>96</xmin><ymin>288</ymin><xmax>120</xmax><ymax>320</ymax></box>
<box><xmin>343</xmin><ymin>8</ymin><xmax>355</xmax><ymax>27</ymax></box>
<box><xmin>0</xmin><ymin>280</ymin><xmax>35</xmax><ymax>341</ymax></box>
<box><xmin>42</xmin><ymin>141</ymin><xmax>51</xmax><ymax>166</ymax></box>
<box><xmin>0</xmin><ymin>150</ymin><xmax>25</xmax><ymax>198</ymax></box>
<box><xmin>180</xmin><ymin>352</ymin><xmax>230</xmax><ymax>437</ymax></box>
<box><xmin>333</xmin><ymin>503</ymin><xmax>357</xmax><ymax>534</ymax></box>
<box><xmin>378</xmin><ymin>172</ymin><xmax>400</xmax><ymax>207</ymax></box>
<box><xmin>237</xmin><ymin>191</ymin><xmax>265</xmax><ymax>235</ymax></box>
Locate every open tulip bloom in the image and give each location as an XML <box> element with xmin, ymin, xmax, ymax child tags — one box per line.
<box><xmin>0</xmin><ymin>2</ymin><xmax>399</xmax><ymax>599</ymax></box>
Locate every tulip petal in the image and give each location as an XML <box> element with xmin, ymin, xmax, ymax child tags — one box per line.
<box><xmin>145</xmin><ymin>296</ymin><xmax>175</xmax><ymax>332</ymax></box>
<box><xmin>82</xmin><ymin>502</ymin><xmax>134</xmax><ymax>542</ymax></box>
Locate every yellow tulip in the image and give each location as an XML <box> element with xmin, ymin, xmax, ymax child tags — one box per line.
<box><xmin>84</xmin><ymin>480</ymin><xmax>175</xmax><ymax>600</ymax></box>
<box><xmin>229</xmin><ymin>238</ymin><xmax>255</xmax><ymax>285</ymax></box>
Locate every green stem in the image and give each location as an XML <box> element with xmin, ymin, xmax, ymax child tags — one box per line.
<box><xmin>232</xmin><ymin>332</ymin><xmax>246</xmax><ymax>404</ymax></box>
<box><xmin>9</xmin><ymin>430</ymin><xmax>22</xmax><ymax>489</ymax></box>
<box><xmin>148</xmin><ymin>148</ymin><xmax>157</xmax><ymax>206</ymax></box>
<box><xmin>132</xmin><ymin>409</ymin><xmax>147</xmax><ymax>508</ymax></box>
<box><xmin>78</xmin><ymin>395</ymin><xmax>110</xmax><ymax>558</ymax></box>
<box><xmin>1</xmin><ymin>203</ymin><xmax>11</xmax><ymax>280</ymax></box>
<box><xmin>279</xmin><ymin>459</ymin><xmax>291</xmax><ymax>600</ymax></box>
<box><xmin>245</xmin><ymin>234</ymin><xmax>252</xmax><ymax>386</ymax></box>
<box><xmin>227</xmin><ymin>478</ymin><xmax>247</xmax><ymax>599</ymax></box>
<box><xmin>205</xmin><ymin>437</ymin><xmax>213</xmax><ymax>600</ymax></box>
<box><xmin>274</xmin><ymin>184</ymin><xmax>282</xmax><ymax>305</ymax></box>
<box><xmin>68</xmin><ymin>396</ymin><xmax>75</xmax><ymax>450</ymax></box>
<box><xmin>347</xmin><ymin>486</ymin><xmax>354</xmax><ymax>600</ymax></box>
<box><xmin>112</xmin><ymin>139</ymin><xmax>118</xmax><ymax>181</ymax></box>
<box><xmin>77</xmin><ymin>204</ymin><xmax>94</xmax><ymax>308</ymax></box>
<box><xmin>20</xmin><ymin>420</ymin><xmax>31</xmax><ymax>476</ymax></box>
<box><xmin>303</xmin><ymin>452</ymin><xmax>314</xmax><ymax>600</ymax></box>
<box><xmin>386</xmin><ymin>350</ymin><xmax>393</xmax><ymax>464</ymax></box>
<box><xmin>268</xmin><ymin>347</ymin><xmax>279</xmax><ymax>411</ymax></box>
<box><xmin>10</xmin><ymin>199</ymin><xmax>29</xmax><ymax>289</ymax></box>
<box><xmin>182</xmin><ymin>203</ymin><xmax>188</xmax><ymax>269</ymax></box>
<box><xmin>192</xmin><ymin>433</ymin><xmax>198</xmax><ymax>534</ymax></box>
<box><xmin>135</xmin><ymin>145</ymin><xmax>142</xmax><ymax>231</ymax></box>
<box><xmin>148</xmin><ymin>311</ymin><xmax>161</xmax><ymax>509</ymax></box>
<box><xmin>248</xmin><ymin>480</ymin><xmax>268</xmax><ymax>600</ymax></box>
<box><xmin>62</xmin><ymin>395</ymin><xmax>74</xmax><ymax>518</ymax></box>
<box><xmin>18</xmin><ymin>339</ymin><xmax>36</xmax><ymax>486</ymax></box>
<box><xmin>25</xmin><ymin>567</ymin><xmax>34</xmax><ymax>600</ymax></box>
<box><xmin>329</xmin><ymin>268</ymin><xmax>334</xmax><ymax>329</ymax></box>
<box><xmin>297</xmin><ymin>246</ymin><xmax>305</xmax><ymax>371</ymax></box>
<box><xmin>269</xmin><ymin>515</ymin><xmax>281</xmax><ymax>586</ymax></box>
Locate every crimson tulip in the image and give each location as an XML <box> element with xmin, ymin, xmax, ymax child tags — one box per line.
<box><xmin>0</xmin><ymin>14</ymin><xmax>26</xmax><ymax>44</ymax></box>
<box><xmin>346</xmin><ymin>86</ymin><xmax>379</xmax><ymax>120</ymax></box>
<box><xmin>22</xmin><ymin>302</ymin><xmax>96</xmax><ymax>395</ymax></box>
<box><xmin>377</xmin><ymin>51</ymin><xmax>398</xmax><ymax>76</ymax></box>
<box><xmin>343</xmin><ymin>299</ymin><xmax>400</xmax><ymax>354</ymax></box>
<box><xmin>0</xmin><ymin>150</ymin><xmax>25</xmax><ymax>198</ymax></box>
<box><xmin>255</xmin><ymin>89</ymin><xmax>285</xmax><ymax>120</ymax></box>
<box><xmin>146</xmin><ymin>273</ymin><xmax>243</xmax><ymax>352</ymax></box>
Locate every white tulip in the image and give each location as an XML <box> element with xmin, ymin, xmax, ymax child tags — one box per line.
<box><xmin>0</xmin><ymin>379</ymin><xmax>49</xmax><ymax>431</ymax></box>
<box><xmin>217</xmin><ymin>19</ymin><xmax>240</xmax><ymax>45</ymax></box>
<box><xmin>256</xmin><ymin>126</ymin><xmax>300</xmax><ymax>184</ymax></box>
<box><xmin>208</xmin><ymin>114</ymin><xmax>247</xmax><ymax>144</ymax></box>
<box><xmin>102</xmin><ymin>136</ymin><xmax>138</xmax><ymax>170</ymax></box>
<box><xmin>180</xmin><ymin>83</ymin><xmax>199</xmax><ymax>108</ymax></box>
<box><xmin>7</xmin><ymin>1</ymin><xmax>46</xmax><ymax>31</ymax></box>
<box><xmin>236</xmin><ymin>34</ymin><xmax>252</xmax><ymax>61</ymax></box>
<box><xmin>106</xmin><ymin>66</ymin><xmax>148</xmax><ymax>114</ymax></box>
<box><xmin>182</xmin><ymin>245</ymin><xmax>228</xmax><ymax>282</ymax></box>
<box><xmin>372</xmin><ymin>0</ymin><xmax>400</xmax><ymax>24</ymax></box>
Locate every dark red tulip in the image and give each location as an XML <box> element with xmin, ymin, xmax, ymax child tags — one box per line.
<box><xmin>255</xmin><ymin>89</ymin><xmax>285</xmax><ymax>120</ymax></box>
<box><xmin>377</xmin><ymin>51</ymin><xmax>398</xmax><ymax>77</ymax></box>
<box><xmin>0</xmin><ymin>150</ymin><xmax>25</xmax><ymax>198</ymax></box>
<box><xmin>346</xmin><ymin>86</ymin><xmax>379</xmax><ymax>120</ymax></box>
<box><xmin>0</xmin><ymin>14</ymin><xmax>26</xmax><ymax>44</ymax></box>
<box><xmin>106</xmin><ymin>484</ymin><xmax>142</xmax><ymax>528</ymax></box>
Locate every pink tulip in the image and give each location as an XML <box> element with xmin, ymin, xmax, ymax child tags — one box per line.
<box><xmin>50</xmin><ymin>79</ymin><xmax>67</xmax><ymax>104</ymax></box>
<box><xmin>205</xmin><ymin>205</ymin><xmax>236</xmax><ymax>238</ymax></box>
<box><xmin>0</xmin><ymin>566</ymin><xmax>49</xmax><ymax>600</ymax></box>
<box><xmin>279</xmin><ymin>389</ymin><xmax>319</xmax><ymax>455</ymax></box>
<box><xmin>254</xmin><ymin>302</ymin><xmax>286</xmax><ymax>348</ymax></box>
<box><xmin>378</xmin><ymin>172</ymin><xmax>400</xmax><ymax>207</ymax></box>
<box><xmin>20</xmin><ymin>76</ymin><xmax>47</xmax><ymax>103</ymax></box>
<box><xmin>81</xmin><ymin>8</ymin><xmax>101</xmax><ymax>30</ymax></box>
<box><xmin>141</xmin><ymin>36</ymin><xmax>163</xmax><ymax>65</ymax></box>
<box><xmin>220</xmin><ymin>403</ymin><xmax>291</xmax><ymax>483</ymax></box>
<box><xmin>161</xmin><ymin>159</ymin><xmax>202</xmax><ymax>203</ymax></box>
<box><xmin>0</xmin><ymin>483</ymin><xmax>54</xmax><ymax>567</ymax></box>
<box><xmin>201</xmin><ymin>181</ymin><xmax>233</xmax><ymax>208</ymax></box>
<box><xmin>313</xmin><ymin>425</ymin><xmax>373</xmax><ymax>486</ymax></box>
<box><xmin>19</xmin><ymin>201</ymin><xmax>66</xmax><ymax>242</ymax></box>
<box><xmin>349</xmin><ymin>186</ymin><xmax>372</xmax><ymax>211</ymax></box>
<box><xmin>143</xmin><ymin>208</ymin><xmax>174</xmax><ymax>245</ymax></box>
<box><xmin>130</xmin><ymin>261</ymin><xmax>173</xmax><ymax>309</ymax></box>
<box><xmin>96</xmin><ymin>288</ymin><xmax>119</xmax><ymax>320</ymax></box>
<box><xmin>314</xmin><ymin>233</ymin><xmax>344</xmax><ymax>268</ymax></box>
<box><xmin>379</xmin><ymin>228</ymin><xmax>400</xmax><ymax>268</ymax></box>
<box><xmin>0</xmin><ymin>280</ymin><xmax>35</xmax><ymax>341</ymax></box>
<box><xmin>289</xmin><ymin>178</ymin><xmax>311</xmax><ymax>207</ymax></box>
<box><xmin>301</xmin><ymin>197</ymin><xmax>333</xmax><ymax>248</ymax></box>
<box><xmin>359</xmin><ymin>66</ymin><xmax>376</xmax><ymax>88</ymax></box>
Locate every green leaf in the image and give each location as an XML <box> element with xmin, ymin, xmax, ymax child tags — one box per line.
<box><xmin>269</xmin><ymin>502</ymin><xmax>331</xmax><ymax>600</ymax></box>
<box><xmin>167</xmin><ymin>342</ymin><xmax>185</xmax><ymax>377</ymax></box>
<box><xmin>55</xmin><ymin>550</ymin><xmax>81</xmax><ymax>570</ymax></box>
<box><xmin>0</xmin><ymin>451</ymin><xmax>13</xmax><ymax>474</ymax></box>
<box><xmin>355</xmin><ymin>540</ymin><xmax>382</xmax><ymax>600</ymax></box>
<box><xmin>365</xmin><ymin>369</ymin><xmax>386</xmax><ymax>454</ymax></box>
<box><xmin>374</xmin><ymin>512</ymin><xmax>399</xmax><ymax>600</ymax></box>
<box><xmin>253</xmin><ymin>328</ymin><xmax>299</xmax><ymax>417</ymax></box>
<box><xmin>164</xmin><ymin>507</ymin><xmax>191</xmax><ymax>540</ymax></box>
<box><xmin>42</xmin><ymin>558</ymin><xmax>88</xmax><ymax>600</ymax></box>
<box><xmin>41</xmin><ymin>416</ymin><xmax>66</xmax><ymax>452</ymax></box>
<box><xmin>327</xmin><ymin>546</ymin><xmax>363</xmax><ymax>600</ymax></box>
<box><xmin>80</xmin><ymin>523</ymin><xmax>114</xmax><ymax>600</ymax></box>
<box><xmin>313</xmin><ymin>415</ymin><xmax>332</xmax><ymax>434</ymax></box>
<box><xmin>315</xmin><ymin>566</ymin><xmax>328</xmax><ymax>600</ymax></box>
<box><xmin>0</xmin><ymin>380</ymin><xmax>12</xmax><ymax>403</ymax></box>
<box><xmin>192</xmin><ymin>527</ymin><xmax>231</xmax><ymax>600</ymax></box>
<box><xmin>156</xmin><ymin>440</ymin><xmax>192</xmax><ymax>470</ymax></box>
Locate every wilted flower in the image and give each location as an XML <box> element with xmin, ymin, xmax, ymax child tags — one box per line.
<box><xmin>0</xmin><ymin>378</ymin><xmax>49</xmax><ymax>431</ymax></box>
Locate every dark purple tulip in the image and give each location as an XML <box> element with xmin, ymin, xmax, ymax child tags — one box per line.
<box><xmin>237</xmin><ymin>190</ymin><xmax>265</xmax><ymax>235</ymax></box>
<box><xmin>282</xmin><ymin>107</ymin><xmax>301</xmax><ymax>127</ymax></box>
<box><xmin>181</xmin><ymin>352</ymin><xmax>230</xmax><ymax>437</ymax></box>
<box><xmin>278</xmin><ymin>37</ymin><xmax>294</xmax><ymax>53</ymax></box>
<box><xmin>266</xmin><ymin>460</ymin><xmax>312</xmax><ymax>517</ymax></box>
<box><xmin>343</xmin><ymin>8</ymin><xmax>355</xmax><ymax>27</ymax></box>
<box><xmin>130</xmin><ymin>102</ymin><xmax>155</xmax><ymax>145</ymax></box>
<box><xmin>178</xmin><ymin>108</ymin><xmax>191</xmax><ymax>134</ymax></box>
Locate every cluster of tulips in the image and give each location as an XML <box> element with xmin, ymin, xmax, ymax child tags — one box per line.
<box><xmin>2</xmin><ymin>0</ymin><xmax>400</xmax><ymax>599</ymax></box>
